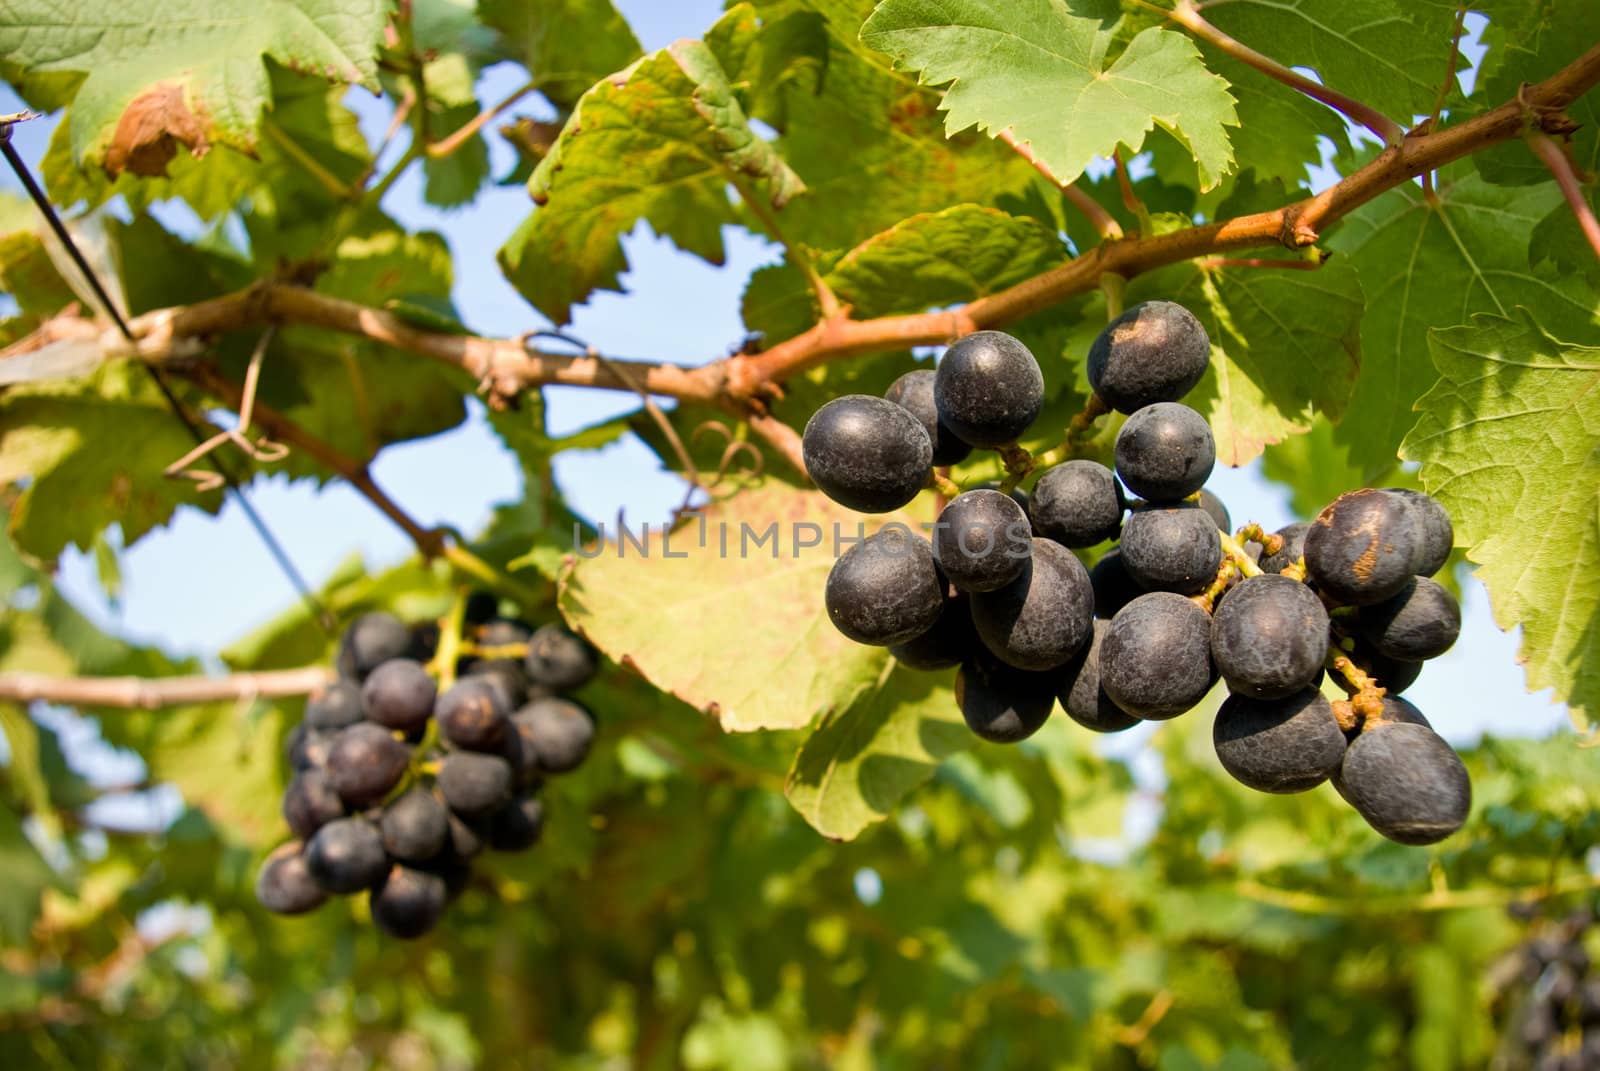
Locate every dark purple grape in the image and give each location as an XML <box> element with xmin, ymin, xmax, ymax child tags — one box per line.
<box><xmin>406</xmin><ymin>621</ymin><xmax>440</xmax><ymax>663</ymax></box>
<box><xmin>1090</xmin><ymin>547</ymin><xmax>1142</xmax><ymax>620</ymax></box>
<box><xmin>437</xmin><ymin>677</ymin><xmax>511</xmax><ymax>752</ymax></box>
<box><xmin>971</xmin><ymin>538</ymin><xmax>1094</xmax><ymax>671</ymax></box>
<box><xmin>1197</xmin><ymin>489</ymin><xmax>1231</xmax><ymax>532</ymax></box>
<box><xmin>1100</xmin><ymin>592</ymin><xmax>1215</xmax><ymax>720</ymax></box>
<box><xmin>325</xmin><ymin>723</ymin><xmax>410</xmax><ymax>809</ymax></box>
<box><xmin>1211</xmin><ymin>574</ymin><xmax>1330</xmax><ymax>699</ymax></box>
<box><xmin>286</xmin><ymin>724</ymin><xmax>334</xmax><ymax>772</ymax></box>
<box><xmin>283</xmin><ymin>769</ymin><xmax>345</xmax><ymax>840</ymax></box>
<box><xmin>1114</xmin><ymin>402</ymin><xmax>1215</xmax><ymax>502</ymax></box>
<box><xmin>933</xmin><ymin>331</ymin><xmax>1044</xmax><ymax>447</ymax></box>
<box><xmin>1087</xmin><ymin>301</ymin><xmax>1210</xmax><ymax>414</ymax></box>
<box><xmin>884</xmin><ymin>368</ymin><xmax>973</xmax><ymax>466</ymax></box>
<box><xmin>954</xmin><ymin>650</ymin><xmax>1057</xmax><ymax>743</ymax></box>
<box><xmin>380</xmin><ymin>788</ymin><xmax>450</xmax><ymax>863</ymax></box>
<box><xmin>1028</xmin><ymin>461</ymin><xmax>1124</xmax><ymax>547</ymax></box>
<box><xmin>370</xmin><ymin>864</ymin><xmax>447</xmax><ymax>939</ymax></box>
<box><xmin>304</xmin><ymin>817</ymin><xmax>389</xmax><ymax>894</ymax></box>
<box><xmin>524</xmin><ymin>624</ymin><xmax>597</xmax><ymax>690</ymax></box>
<box><xmin>803</xmin><ymin>395</ymin><xmax>933</xmax><ymax>513</ymax></box>
<box><xmin>1057</xmin><ymin>620</ymin><xmax>1139</xmax><ymax>733</ymax></box>
<box><xmin>304</xmin><ymin>680</ymin><xmax>364</xmax><ymax>731</ymax></box>
<box><xmin>1355</xmin><ymin>577</ymin><xmax>1460</xmax><ymax>661</ymax></box>
<box><xmin>888</xmin><ymin>590</ymin><xmax>975</xmax><ymax>671</ymax></box>
<box><xmin>337</xmin><ymin>612</ymin><xmax>413</xmax><ymax>681</ymax></box>
<box><xmin>1213</xmin><ymin>688</ymin><xmax>1346</xmax><ymax>793</ymax></box>
<box><xmin>516</xmin><ymin>697</ymin><xmax>595</xmax><ymax>774</ymax></box>
<box><xmin>256</xmin><ymin>843</ymin><xmax>328</xmax><ymax>915</ymax></box>
<box><xmin>1120</xmin><ymin>503</ymin><xmax>1222</xmax><ymax>595</ymax></box>
<box><xmin>478</xmin><ymin>618</ymin><xmax>532</xmax><ymax>649</ymax></box>
<box><xmin>1387</xmin><ymin>488</ymin><xmax>1453</xmax><ymax>576</ymax></box>
<box><xmin>464</xmin><ymin>660</ymin><xmax>530</xmax><ymax>710</ymax></box>
<box><xmin>437</xmin><ymin>752</ymin><xmax>513</xmax><ymax>818</ymax></box>
<box><xmin>1304</xmin><ymin>489</ymin><xmax>1422</xmax><ymax>605</ymax></box>
<box><xmin>825</xmin><ymin>526</ymin><xmax>945</xmax><ymax>646</ymax></box>
<box><xmin>933</xmin><ymin>489</ymin><xmax>1032</xmax><ymax>593</ymax></box>
<box><xmin>445</xmin><ymin>811</ymin><xmax>485</xmax><ymax>860</ymax></box>
<box><xmin>488</xmin><ymin>793</ymin><xmax>545</xmax><ymax>852</ymax></box>
<box><xmin>464</xmin><ymin>591</ymin><xmax>500</xmax><ymax>625</ymax></box>
<box><xmin>361</xmin><ymin>659</ymin><xmax>437</xmax><ymax>736</ymax></box>
<box><xmin>1258</xmin><ymin>521</ymin><xmax>1310</xmax><ymax>575</ymax></box>
<box><xmin>1335</xmin><ymin>720</ymin><xmax>1471</xmax><ymax>845</ymax></box>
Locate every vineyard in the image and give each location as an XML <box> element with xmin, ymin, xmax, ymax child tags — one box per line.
<box><xmin>1</xmin><ymin>0</ymin><xmax>1599</xmax><ymax>1067</ymax></box>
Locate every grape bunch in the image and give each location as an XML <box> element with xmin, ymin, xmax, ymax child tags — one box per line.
<box><xmin>803</xmin><ymin>300</ymin><xmax>1473</xmax><ymax>845</ymax></box>
<box><xmin>256</xmin><ymin>597</ymin><xmax>598</xmax><ymax>938</ymax></box>
<box><xmin>1490</xmin><ymin>902</ymin><xmax>1600</xmax><ymax>1070</ymax></box>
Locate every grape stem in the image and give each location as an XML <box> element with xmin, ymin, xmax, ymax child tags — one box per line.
<box><xmin>994</xmin><ymin>444</ymin><xmax>1034</xmax><ymax>493</ymax></box>
<box><xmin>1218</xmin><ymin>531</ymin><xmax>1264</xmax><ymax>578</ymax></box>
<box><xmin>1034</xmin><ymin>394</ymin><xmax>1111</xmax><ymax>469</ymax></box>
<box><xmin>929</xmin><ymin>470</ymin><xmax>963</xmax><ymax>499</ymax></box>
<box><xmin>1526</xmin><ymin>129</ymin><xmax>1600</xmax><ymax>267</ymax></box>
<box><xmin>1326</xmin><ymin>651</ymin><xmax>1387</xmax><ymax>724</ymax></box>
<box><xmin>1233</xmin><ymin>523</ymin><xmax>1284</xmax><ymax>557</ymax></box>
<box><xmin>1190</xmin><ymin>558</ymin><xmax>1238</xmax><ymax>613</ymax></box>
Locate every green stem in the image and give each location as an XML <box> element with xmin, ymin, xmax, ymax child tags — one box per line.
<box><xmin>995</xmin><ymin>444</ymin><xmax>1034</xmax><ymax>493</ymax></box>
<box><xmin>442</xmin><ymin>543</ymin><xmax>544</xmax><ymax>612</ymax></box>
<box><xmin>261</xmin><ymin>118</ymin><xmax>350</xmax><ymax>199</ymax></box>
<box><xmin>730</xmin><ymin>174</ymin><xmax>841</xmax><ymax>320</ymax></box>
<box><xmin>1218</xmin><ymin>530</ymin><xmax>1263</xmax><ymax>578</ymax></box>
<box><xmin>1100</xmin><ymin>272</ymin><xmax>1127</xmax><ymax>320</ymax></box>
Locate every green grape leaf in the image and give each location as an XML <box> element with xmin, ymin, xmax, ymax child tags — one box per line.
<box><xmin>499</xmin><ymin>10</ymin><xmax>804</xmax><ymax>324</ymax></box>
<box><xmin>1401</xmin><ymin>309</ymin><xmax>1600</xmax><ymax>732</ymax></box>
<box><xmin>860</xmin><ymin>0</ymin><xmax>1239</xmax><ymax>190</ymax></box>
<box><xmin>1329</xmin><ymin>172</ymin><xmax>1592</xmax><ymax>475</ymax></box>
<box><xmin>477</xmin><ymin>0</ymin><xmax>643</xmax><ymax>109</ymax></box>
<box><xmin>785</xmin><ymin>668</ymin><xmax>969</xmax><ymax>839</ymax></box>
<box><xmin>0</xmin><ymin>801</ymin><xmax>59</xmax><ymax>945</ymax></box>
<box><xmin>1200</xmin><ymin>0</ymin><xmax>1465</xmax><ymax>120</ymax></box>
<box><xmin>0</xmin><ymin>0</ymin><xmax>388</xmax><ymax>177</ymax></box>
<box><xmin>0</xmin><ymin>362</ymin><xmax>225</xmax><ymax>561</ymax></box>
<box><xmin>1121</xmin><ymin>257</ymin><xmax>1364</xmax><ymax>466</ymax></box>
<box><xmin>1530</xmin><ymin>192</ymin><xmax>1600</xmax><ymax>290</ymax></box>
<box><xmin>559</xmin><ymin>481</ymin><xmax>935</xmax><ymax>732</ymax></box>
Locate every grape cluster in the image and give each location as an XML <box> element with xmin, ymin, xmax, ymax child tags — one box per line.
<box><xmin>804</xmin><ymin>301</ymin><xmax>1473</xmax><ymax>845</ymax></box>
<box><xmin>257</xmin><ymin>598</ymin><xmax>598</xmax><ymax>938</ymax></box>
<box><xmin>1492</xmin><ymin>902</ymin><xmax>1600</xmax><ymax>1070</ymax></box>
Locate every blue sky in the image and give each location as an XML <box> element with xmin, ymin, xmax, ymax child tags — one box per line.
<box><xmin>0</xmin><ymin>3</ymin><xmax>1571</xmax><ymax>744</ymax></box>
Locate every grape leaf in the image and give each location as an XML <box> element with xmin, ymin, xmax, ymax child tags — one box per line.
<box><xmin>1328</xmin><ymin>172</ymin><xmax>1591</xmax><ymax>475</ymax></box>
<box><xmin>0</xmin><ymin>0</ymin><xmax>388</xmax><ymax>177</ymax></box>
<box><xmin>1401</xmin><ymin>309</ymin><xmax>1600</xmax><ymax>732</ymax></box>
<box><xmin>1120</xmin><ymin>257</ymin><xmax>1364</xmax><ymax>466</ymax></box>
<box><xmin>499</xmin><ymin>9</ymin><xmax>804</xmax><ymax>324</ymax></box>
<box><xmin>559</xmin><ymin>481</ymin><xmax>935</xmax><ymax>732</ymax></box>
<box><xmin>1530</xmin><ymin>192</ymin><xmax>1600</xmax><ymax>290</ymax></box>
<box><xmin>1199</xmin><ymin>51</ymin><xmax>1350</xmax><ymax>191</ymax></box>
<box><xmin>860</xmin><ymin>0</ymin><xmax>1239</xmax><ymax>189</ymax></box>
<box><xmin>477</xmin><ymin>0</ymin><xmax>642</xmax><ymax>109</ymax></box>
<box><xmin>785</xmin><ymin>668</ymin><xmax>969</xmax><ymax>839</ymax></box>
<box><xmin>0</xmin><ymin>802</ymin><xmax>58</xmax><ymax>944</ymax></box>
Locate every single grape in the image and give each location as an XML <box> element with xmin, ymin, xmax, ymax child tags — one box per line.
<box><xmin>954</xmin><ymin>650</ymin><xmax>1057</xmax><ymax>743</ymax></box>
<box><xmin>1258</xmin><ymin>521</ymin><xmax>1311</xmax><ymax>575</ymax></box>
<box><xmin>1087</xmin><ymin>301</ymin><xmax>1210</xmax><ymax>414</ymax></box>
<box><xmin>1386</xmin><ymin>488</ymin><xmax>1453</xmax><ymax>576</ymax></box>
<box><xmin>803</xmin><ymin>395</ymin><xmax>933</xmax><ymax>513</ymax></box>
<box><xmin>524</xmin><ymin>624</ymin><xmax>598</xmax><ymax>690</ymax></box>
<box><xmin>1335</xmin><ymin>719</ymin><xmax>1471</xmax><ymax>845</ymax></box>
<box><xmin>437</xmin><ymin>677</ymin><xmax>511</xmax><ymax>752</ymax></box>
<box><xmin>1211</xmin><ymin>574</ymin><xmax>1330</xmax><ymax>699</ymax></box>
<box><xmin>461</xmin><ymin>619</ymin><xmax>534</xmax><ymax>700</ymax></box>
<box><xmin>515</xmin><ymin>697</ymin><xmax>595</xmax><ymax>774</ymax></box>
<box><xmin>477</xmin><ymin>618</ymin><xmax>532</xmax><ymax>650</ymax></box>
<box><xmin>407</xmin><ymin>621</ymin><xmax>440</xmax><ymax>663</ymax></box>
<box><xmin>1197</xmin><ymin>489</ymin><xmax>1231</xmax><ymax>533</ymax></box>
<box><xmin>1114</xmin><ymin>402</ymin><xmax>1216</xmax><ymax>502</ymax></box>
<box><xmin>933</xmin><ymin>489</ymin><xmax>1032</xmax><ymax>592</ymax></box>
<box><xmin>1303</xmin><ymin>488</ymin><xmax>1422</xmax><ymax>605</ymax></box>
<box><xmin>1355</xmin><ymin>576</ymin><xmax>1460</xmax><ymax>661</ymax></box>
<box><xmin>304</xmin><ymin>679</ymin><xmax>364</xmax><ymax>731</ymax></box>
<box><xmin>380</xmin><ymin>787</ymin><xmax>450</xmax><ymax>863</ymax></box>
<box><xmin>286</xmin><ymin>724</ymin><xmax>333</xmax><ymax>772</ymax></box>
<box><xmin>464</xmin><ymin>661</ymin><xmax>530</xmax><ymax>711</ymax></box>
<box><xmin>488</xmin><ymin>793</ymin><xmax>545</xmax><ymax>852</ymax></box>
<box><xmin>337</xmin><ymin>612</ymin><xmax>413</xmax><ymax>681</ymax></box>
<box><xmin>1028</xmin><ymin>460</ymin><xmax>1124</xmax><ymax>546</ymax></box>
<box><xmin>464</xmin><ymin>591</ymin><xmax>500</xmax><ymax>624</ymax></box>
<box><xmin>888</xmin><ymin>590</ymin><xmax>976</xmax><ymax>671</ymax></box>
<box><xmin>1120</xmin><ymin>503</ymin><xmax>1223</xmax><ymax>595</ymax></box>
<box><xmin>283</xmin><ymin>769</ymin><xmax>346</xmax><ymax>840</ymax></box>
<box><xmin>437</xmin><ymin>752</ymin><xmax>514</xmax><ymax>818</ymax></box>
<box><xmin>1089</xmin><ymin>546</ymin><xmax>1143</xmax><ymax>619</ymax></box>
<box><xmin>971</xmin><ymin>538</ymin><xmax>1094</xmax><ymax>671</ymax></box>
<box><xmin>325</xmin><ymin>723</ymin><xmax>410</xmax><ymax>809</ymax></box>
<box><xmin>256</xmin><ymin>843</ymin><xmax>328</xmax><ymax>915</ymax></box>
<box><xmin>361</xmin><ymin>658</ymin><xmax>437</xmax><ymax>736</ymax></box>
<box><xmin>1213</xmin><ymin>688</ymin><xmax>1346</xmax><ymax>793</ymax></box>
<box><xmin>933</xmin><ymin>331</ymin><xmax>1044</xmax><ymax>447</ymax></box>
<box><xmin>304</xmin><ymin>817</ymin><xmax>390</xmax><ymax>894</ymax></box>
<box><xmin>884</xmin><ymin>368</ymin><xmax>973</xmax><ymax>466</ymax></box>
<box><xmin>1056</xmin><ymin>620</ymin><xmax>1139</xmax><ymax>733</ymax></box>
<box><xmin>825</xmin><ymin>526</ymin><xmax>945</xmax><ymax>646</ymax></box>
<box><xmin>445</xmin><ymin>811</ymin><xmax>485</xmax><ymax>860</ymax></box>
<box><xmin>1100</xmin><ymin>592</ymin><xmax>1215</xmax><ymax>720</ymax></box>
<box><xmin>370</xmin><ymin>864</ymin><xmax>448</xmax><ymax>939</ymax></box>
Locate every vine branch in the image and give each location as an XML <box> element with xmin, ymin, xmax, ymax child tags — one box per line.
<box><xmin>1527</xmin><ymin>130</ymin><xmax>1600</xmax><ymax>266</ymax></box>
<box><xmin>0</xmin><ymin>666</ymin><xmax>334</xmax><ymax>709</ymax></box>
<box><xmin>426</xmin><ymin>78</ymin><xmax>538</xmax><ymax>159</ymax></box>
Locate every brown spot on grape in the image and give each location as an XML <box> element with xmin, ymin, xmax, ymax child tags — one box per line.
<box><xmin>104</xmin><ymin>83</ymin><xmax>215</xmax><ymax>178</ymax></box>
